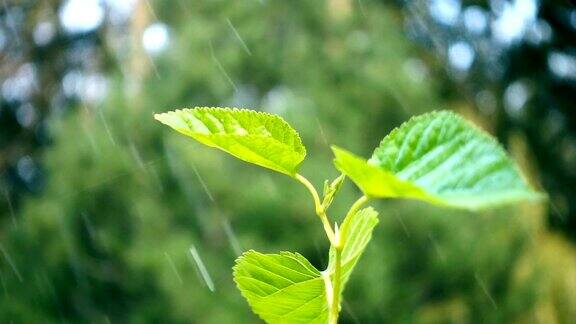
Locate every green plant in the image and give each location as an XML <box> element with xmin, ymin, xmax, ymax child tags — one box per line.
<box><xmin>154</xmin><ymin>107</ymin><xmax>544</xmax><ymax>323</ymax></box>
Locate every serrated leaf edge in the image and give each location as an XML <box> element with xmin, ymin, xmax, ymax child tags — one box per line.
<box><xmin>154</xmin><ymin>107</ymin><xmax>307</xmax><ymax>176</ymax></box>
<box><xmin>370</xmin><ymin>110</ymin><xmax>540</xmax><ymax>192</ymax></box>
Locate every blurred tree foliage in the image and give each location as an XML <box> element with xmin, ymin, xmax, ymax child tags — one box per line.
<box><xmin>1</xmin><ymin>0</ymin><xmax>575</xmax><ymax>323</ymax></box>
<box><xmin>398</xmin><ymin>0</ymin><xmax>576</xmax><ymax>239</ymax></box>
<box><xmin>0</xmin><ymin>0</ymin><xmax>111</xmax><ymax>216</ymax></box>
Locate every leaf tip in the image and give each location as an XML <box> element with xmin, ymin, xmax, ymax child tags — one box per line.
<box><xmin>153</xmin><ymin>112</ymin><xmax>164</xmax><ymax>122</ymax></box>
<box><xmin>330</xmin><ymin>145</ymin><xmax>343</xmax><ymax>154</ymax></box>
<box><xmin>153</xmin><ymin>110</ymin><xmax>186</xmax><ymax>130</ymax></box>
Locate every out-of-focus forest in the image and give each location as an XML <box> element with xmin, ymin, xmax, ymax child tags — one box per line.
<box><xmin>0</xmin><ymin>0</ymin><xmax>575</xmax><ymax>323</ymax></box>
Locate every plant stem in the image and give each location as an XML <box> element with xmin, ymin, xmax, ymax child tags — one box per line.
<box><xmin>295</xmin><ymin>173</ymin><xmax>335</xmax><ymax>244</ymax></box>
<box><xmin>329</xmin><ymin>195</ymin><xmax>369</xmax><ymax>324</ymax></box>
<box><xmin>296</xmin><ymin>174</ymin><xmax>370</xmax><ymax>323</ymax></box>
<box><xmin>330</xmin><ymin>245</ymin><xmax>342</xmax><ymax>324</ymax></box>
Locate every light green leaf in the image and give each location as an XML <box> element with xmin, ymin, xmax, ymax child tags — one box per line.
<box><xmin>332</xmin><ymin>147</ymin><xmax>440</xmax><ymax>204</ymax></box>
<box><xmin>154</xmin><ymin>107</ymin><xmax>306</xmax><ymax>176</ymax></box>
<box><xmin>321</xmin><ymin>174</ymin><xmax>345</xmax><ymax>210</ymax></box>
<box><xmin>327</xmin><ymin>207</ymin><xmax>379</xmax><ymax>290</ymax></box>
<box><xmin>334</xmin><ymin>111</ymin><xmax>544</xmax><ymax>210</ymax></box>
<box><xmin>233</xmin><ymin>251</ymin><xmax>328</xmax><ymax>324</ymax></box>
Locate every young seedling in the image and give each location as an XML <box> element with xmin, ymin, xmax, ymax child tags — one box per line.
<box><xmin>154</xmin><ymin>108</ymin><xmax>544</xmax><ymax>323</ymax></box>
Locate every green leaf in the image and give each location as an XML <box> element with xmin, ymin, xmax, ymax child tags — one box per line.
<box><xmin>321</xmin><ymin>174</ymin><xmax>345</xmax><ymax>210</ymax></box>
<box><xmin>334</xmin><ymin>111</ymin><xmax>544</xmax><ymax>210</ymax></box>
<box><xmin>327</xmin><ymin>207</ymin><xmax>379</xmax><ymax>290</ymax></box>
<box><xmin>234</xmin><ymin>210</ymin><xmax>378</xmax><ymax>323</ymax></box>
<box><xmin>233</xmin><ymin>251</ymin><xmax>328</xmax><ymax>324</ymax></box>
<box><xmin>154</xmin><ymin>107</ymin><xmax>306</xmax><ymax>176</ymax></box>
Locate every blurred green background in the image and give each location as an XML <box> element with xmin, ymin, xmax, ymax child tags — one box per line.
<box><xmin>1</xmin><ymin>0</ymin><xmax>575</xmax><ymax>323</ymax></box>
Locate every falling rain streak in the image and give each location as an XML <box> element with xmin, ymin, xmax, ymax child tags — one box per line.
<box><xmin>315</xmin><ymin>116</ymin><xmax>329</xmax><ymax>146</ymax></box>
<box><xmin>80</xmin><ymin>211</ymin><xmax>96</xmax><ymax>240</ymax></box>
<box><xmin>209</xmin><ymin>40</ymin><xmax>238</xmax><ymax>92</ymax></box>
<box><xmin>475</xmin><ymin>272</ymin><xmax>498</xmax><ymax>310</ymax></box>
<box><xmin>190</xmin><ymin>160</ymin><xmax>215</xmax><ymax>202</ymax></box>
<box><xmin>342</xmin><ymin>300</ymin><xmax>361</xmax><ymax>324</ymax></box>
<box><xmin>97</xmin><ymin>106</ymin><xmax>116</xmax><ymax>146</ymax></box>
<box><xmin>143</xmin><ymin>0</ymin><xmax>159</xmax><ymax>21</ymax></box>
<box><xmin>222</xmin><ymin>218</ymin><xmax>243</xmax><ymax>256</ymax></box>
<box><xmin>0</xmin><ymin>243</ymin><xmax>23</xmax><ymax>282</ymax></box>
<box><xmin>165</xmin><ymin>252</ymin><xmax>184</xmax><ymax>284</ymax></box>
<box><xmin>356</xmin><ymin>0</ymin><xmax>366</xmax><ymax>16</ymax></box>
<box><xmin>428</xmin><ymin>233</ymin><xmax>446</xmax><ymax>263</ymax></box>
<box><xmin>189</xmin><ymin>245</ymin><xmax>215</xmax><ymax>292</ymax></box>
<box><xmin>2</xmin><ymin>188</ymin><xmax>17</xmax><ymax>228</ymax></box>
<box><xmin>128</xmin><ymin>140</ymin><xmax>146</xmax><ymax>171</ymax></box>
<box><xmin>226</xmin><ymin>18</ymin><xmax>252</xmax><ymax>56</ymax></box>
<box><xmin>392</xmin><ymin>210</ymin><xmax>411</xmax><ymax>238</ymax></box>
<box><xmin>144</xmin><ymin>51</ymin><xmax>162</xmax><ymax>80</ymax></box>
